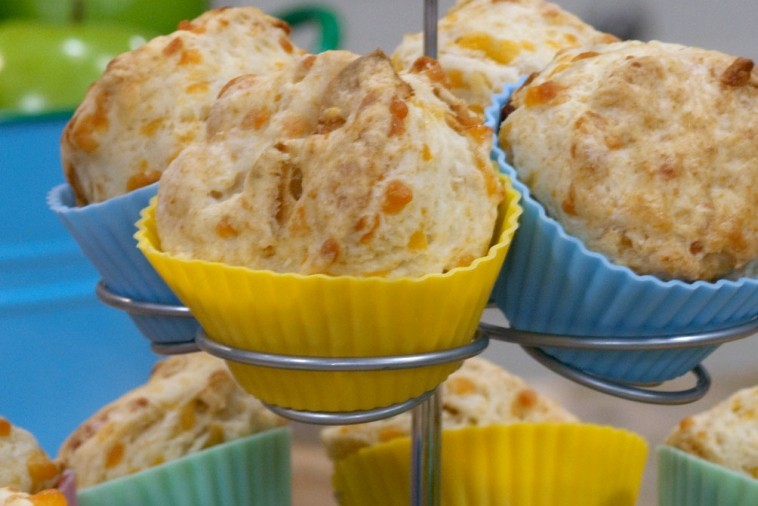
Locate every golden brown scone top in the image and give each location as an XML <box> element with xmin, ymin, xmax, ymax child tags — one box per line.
<box><xmin>0</xmin><ymin>418</ymin><xmax>62</xmax><ymax>494</ymax></box>
<box><xmin>57</xmin><ymin>353</ymin><xmax>285</xmax><ymax>488</ymax></box>
<box><xmin>61</xmin><ymin>7</ymin><xmax>304</xmax><ymax>204</ymax></box>
<box><xmin>320</xmin><ymin>357</ymin><xmax>577</xmax><ymax>462</ymax></box>
<box><xmin>156</xmin><ymin>49</ymin><xmax>503</xmax><ymax>278</ymax></box>
<box><xmin>666</xmin><ymin>385</ymin><xmax>758</xmax><ymax>478</ymax></box>
<box><xmin>500</xmin><ymin>40</ymin><xmax>758</xmax><ymax>281</ymax></box>
<box><xmin>0</xmin><ymin>488</ymin><xmax>67</xmax><ymax>506</ymax></box>
<box><xmin>391</xmin><ymin>0</ymin><xmax>617</xmax><ymax>113</ymax></box>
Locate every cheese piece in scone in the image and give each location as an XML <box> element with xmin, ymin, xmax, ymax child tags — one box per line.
<box><xmin>61</xmin><ymin>6</ymin><xmax>304</xmax><ymax>205</ymax></box>
<box><xmin>0</xmin><ymin>488</ymin><xmax>66</xmax><ymax>506</ymax></box>
<box><xmin>155</xmin><ymin>49</ymin><xmax>503</xmax><ymax>278</ymax></box>
<box><xmin>320</xmin><ymin>357</ymin><xmax>577</xmax><ymax>462</ymax></box>
<box><xmin>0</xmin><ymin>418</ymin><xmax>62</xmax><ymax>494</ymax></box>
<box><xmin>57</xmin><ymin>353</ymin><xmax>285</xmax><ymax>488</ymax></box>
<box><xmin>666</xmin><ymin>386</ymin><xmax>758</xmax><ymax>479</ymax></box>
<box><xmin>500</xmin><ymin>40</ymin><xmax>758</xmax><ymax>281</ymax></box>
<box><xmin>391</xmin><ymin>0</ymin><xmax>617</xmax><ymax>113</ymax></box>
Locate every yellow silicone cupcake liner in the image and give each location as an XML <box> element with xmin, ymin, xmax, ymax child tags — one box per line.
<box><xmin>332</xmin><ymin>423</ymin><xmax>648</xmax><ymax>506</ymax></box>
<box><xmin>136</xmin><ymin>176</ymin><xmax>521</xmax><ymax>412</ymax></box>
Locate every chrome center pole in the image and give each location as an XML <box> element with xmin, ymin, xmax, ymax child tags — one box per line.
<box><xmin>411</xmin><ymin>4</ymin><xmax>440</xmax><ymax>503</ymax></box>
<box><xmin>424</xmin><ymin>0</ymin><xmax>438</xmax><ymax>58</ymax></box>
<box><xmin>410</xmin><ymin>386</ymin><xmax>442</xmax><ymax>506</ymax></box>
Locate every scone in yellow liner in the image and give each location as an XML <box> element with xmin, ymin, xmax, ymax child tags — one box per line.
<box><xmin>136</xmin><ymin>177</ymin><xmax>521</xmax><ymax>412</ymax></box>
<box><xmin>333</xmin><ymin>423</ymin><xmax>648</xmax><ymax>506</ymax></box>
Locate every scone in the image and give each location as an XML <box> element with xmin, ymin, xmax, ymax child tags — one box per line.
<box><xmin>391</xmin><ymin>0</ymin><xmax>617</xmax><ymax>113</ymax></box>
<box><xmin>61</xmin><ymin>6</ymin><xmax>304</xmax><ymax>205</ymax></box>
<box><xmin>155</xmin><ymin>49</ymin><xmax>503</xmax><ymax>278</ymax></box>
<box><xmin>58</xmin><ymin>352</ymin><xmax>286</xmax><ymax>488</ymax></box>
<box><xmin>0</xmin><ymin>418</ymin><xmax>62</xmax><ymax>494</ymax></box>
<box><xmin>137</xmin><ymin>47</ymin><xmax>519</xmax><ymax>412</ymax></box>
<box><xmin>665</xmin><ymin>385</ymin><xmax>758</xmax><ymax>479</ymax></box>
<box><xmin>0</xmin><ymin>488</ymin><xmax>66</xmax><ymax>506</ymax></box>
<box><xmin>321</xmin><ymin>357</ymin><xmax>577</xmax><ymax>461</ymax></box>
<box><xmin>499</xmin><ymin>40</ymin><xmax>758</xmax><ymax>281</ymax></box>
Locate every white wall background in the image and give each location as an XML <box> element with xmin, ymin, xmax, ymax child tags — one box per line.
<box><xmin>216</xmin><ymin>0</ymin><xmax>757</xmax><ymax>60</ymax></box>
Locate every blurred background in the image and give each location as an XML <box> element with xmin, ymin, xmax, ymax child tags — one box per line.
<box><xmin>0</xmin><ymin>1</ymin><xmax>755</xmax><ymax>505</ymax></box>
<box><xmin>222</xmin><ymin>0</ymin><xmax>758</xmax><ymax>61</ymax></box>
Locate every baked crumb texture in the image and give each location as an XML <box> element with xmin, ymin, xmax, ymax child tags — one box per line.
<box><xmin>57</xmin><ymin>353</ymin><xmax>285</xmax><ymax>488</ymax></box>
<box><xmin>391</xmin><ymin>0</ymin><xmax>618</xmax><ymax>114</ymax></box>
<box><xmin>0</xmin><ymin>418</ymin><xmax>62</xmax><ymax>495</ymax></box>
<box><xmin>666</xmin><ymin>386</ymin><xmax>758</xmax><ymax>479</ymax></box>
<box><xmin>500</xmin><ymin>41</ymin><xmax>757</xmax><ymax>281</ymax></box>
<box><xmin>155</xmin><ymin>50</ymin><xmax>503</xmax><ymax>278</ymax></box>
<box><xmin>62</xmin><ymin>7</ymin><xmax>304</xmax><ymax>204</ymax></box>
<box><xmin>320</xmin><ymin>357</ymin><xmax>577</xmax><ymax>462</ymax></box>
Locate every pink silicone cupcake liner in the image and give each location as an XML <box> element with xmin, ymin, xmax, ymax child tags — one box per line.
<box><xmin>57</xmin><ymin>469</ymin><xmax>79</xmax><ymax>506</ymax></box>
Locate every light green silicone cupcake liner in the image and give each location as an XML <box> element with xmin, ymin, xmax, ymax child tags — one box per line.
<box><xmin>658</xmin><ymin>445</ymin><xmax>758</xmax><ymax>506</ymax></box>
<box><xmin>77</xmin><ymin>427</ymin><xmax>291</xmax><ymax>506</ymax></box>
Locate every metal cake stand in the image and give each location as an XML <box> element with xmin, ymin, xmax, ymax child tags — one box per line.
<box><xmin>479</xmin><ymin>315</ymin><xmax>758</xmax><ymax>405</ymax></box>
<box><xmin>92</xmin><ymin>2</ymin><xmax>758</xmax><ymax>504</ymax></box>
<box><xmin>95</xmin><ymin>275</ymin><xmax>758</xmax><ymax>506</ymax></box>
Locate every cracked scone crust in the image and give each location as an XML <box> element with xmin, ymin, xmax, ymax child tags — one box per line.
<box><xmin>61</xmin><ymin>6</ymin><xmax>304</xmax><ymax>204</ymax></box>
<box><xmin>0</xmin><ymin>488</ymin><xmax>66</xmax><ymax>506</ymax></box>
<box><xmin>156</xmin><ymin>50</ymin><xmax>503</xmax><ymax>278</ymax></box>
<box><xmin>320</xmin><ymin>357</ymin><xmax>577</xmax><ymax>461</ymax></box>
<box><xmin>57</xmin><ymin>353</ymin><xmax>285</xmax><ymax>488</ymax></box>
<box><xmin>391</xmin><ymin>0</ymin><xmax>617</xmax><ymax>113</ymax></box>
<box><xmin>666</xmin><ymin>386</ymin><xmax>758</xmax><ymax>479</ymax></box>
<box><xmin>0</xmin><ymin>419</ymin><xmax>62</xmax><ymax>494</ymax></box>
<box><xmin>499</xmin><ymin>40</ymin><xmax>758</xmax><ymax>281</ymax></box>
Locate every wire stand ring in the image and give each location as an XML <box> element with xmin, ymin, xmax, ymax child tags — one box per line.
<box><xmin>150</xmin><ymin>341</ymin><xmax>202</xmax><ymax>355</ymax></box>
<box><xmin>479</xmin><ymin>316</ymin><xmax>758</xmax><ymax>403</ymax></box>
<box><xmin>194</xmin><ymin>327</ymin><xmax>488</xmax><ymax>374</ymax></box>
<box><xmin>478</xmin><ymin>317</ymin><xmax>758</xmax><ymax>350</ymax></box>
<box><xmin>196</xmin><ymin>325</ymin><xmax>487</xmax><ymax>506</ymax></box>
<box><xmin>95</xmin><ymin>280</ymin><xmax>193</xmax><ymax>318</ymax></box>
<box><xmin>95</xmin><ymin>281</ymin><xmax>199</xmax><ymax>354</ymax></box>
<box><xmin>194</xmin><ymin>327</ymin><xmax>488</xmax><ymax>421</ymax></box>
<box><xmin>522</xmin><ymin>346</ymin><xmax>710</xmax><ymax>404</ymax></box>
<box><xmin>263</xmin><ymin>389</ymin><xmax>438</xmax><ymax>425</ymax></box>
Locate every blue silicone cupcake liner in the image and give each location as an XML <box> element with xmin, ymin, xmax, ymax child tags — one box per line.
<box><xmin>658</xmin><ymin>446</ymin><xmax>758</xmax><ymax>506</ymax></box>
<box><xmin>77</xmin><ymin>427</ymin><xmax>291</xmax><ymax>506</ymax></box>
<box><xmin>485</xmin><ymin>83</ymin><xmax>758</xmax><ymax>383</ymax></box>
<box><xmin>47</xmin><ymin>183</ymin><xmax>200</xmax><ymax>345</ymax></box>
<box><xmin>484</xmin><ymin>79</ymin><xmax>526</xmax><ymax>165</ymax></box>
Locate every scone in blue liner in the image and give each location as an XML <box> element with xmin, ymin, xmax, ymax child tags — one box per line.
<box><xmin>47</xmin><ymin>183</ymin><xmax>200</xmax><ymax>345</ymax></box>
<box><xmin>657</xmin><ymin>446</ymin><xmax>758</xmax><ymax>506</ymax></box>
<box><xmin>485</xmin><ymin>83</ymin><xmax>758</xmax><ymax>384</ymax></box>
<box><xmin>77</xmin><ymin>427</ymin><xmax>291</xmax><ymax>506</ymax></box>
